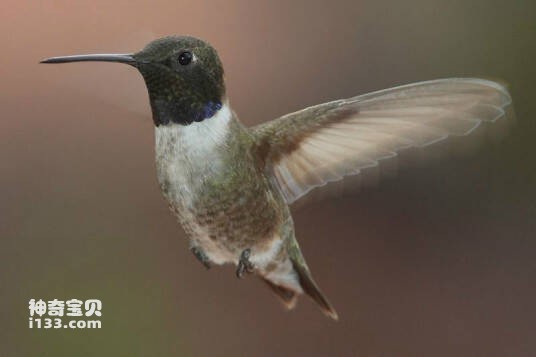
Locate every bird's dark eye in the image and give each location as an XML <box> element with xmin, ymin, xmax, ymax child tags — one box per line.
<box><xmin>178</xmin><ymin>51</ymin><xmax>193</xmax><ymax>65</ymax></box>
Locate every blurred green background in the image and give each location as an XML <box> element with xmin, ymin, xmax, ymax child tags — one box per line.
<box><xmin>1</xmin><ymin>0</ymin><xmax>535</xmax><ymax>356</ymax></box>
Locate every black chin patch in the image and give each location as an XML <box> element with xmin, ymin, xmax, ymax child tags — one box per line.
<box><xmin>151</xmin><ymin>100</ymin><xmax>222</xmax><ymax>126</ymax></box>
<box><xmin>192</xmin><ymin>101</ymin><xmax>223</xmax><ymax>122</ymax></box>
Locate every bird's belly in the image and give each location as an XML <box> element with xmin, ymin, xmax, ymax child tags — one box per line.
<box><xmin>154</xmin><ymin>119</ymin><xmax>285</xmax><ymax>266</ymax></box>
<box><xmin>158</xmin><ymin>163</ymin><xmax>284</xmax><ymax>266</ymax></box>
<box><xmin>184</xmin><ymin>218</ymin><xmax>285</xmax><ymax>267</ymax></box>
<box><xmin>165</xmin><ymin>179</ymin><xmax>283</xmax><ymax>266</ymax></box>
<box><xmin>156</xmin><ymin>158</ymin><xmax>232</xmax><ymax>260</ymax></box>
<box><xmin>180</xmin><ymin>212</ymin><xmax>239</xmax><ymax>265</ymax></box>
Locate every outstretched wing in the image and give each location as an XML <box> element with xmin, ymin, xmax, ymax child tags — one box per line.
<box><xmin>251</xmin><ymin>78</ymin><xmax>513</xmax><ymax>204</ymax></box>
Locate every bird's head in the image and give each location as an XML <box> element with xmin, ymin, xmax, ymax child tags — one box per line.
<box><xmin>41</xmin><ymin>36</ymin><xmax>226</xmax><ymax>126</ymax></box>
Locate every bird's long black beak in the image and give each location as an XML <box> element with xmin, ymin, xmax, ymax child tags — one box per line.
<box><xmin>40</xmin><ymin>53</ymin><xmax>136</xmax><ymax>65</ymax></box>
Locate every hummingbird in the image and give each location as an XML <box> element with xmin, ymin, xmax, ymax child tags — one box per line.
<box><xmin>41</xmin><ymin>36</ymin><xmax>512</xmax><ymax>320</ymax></box>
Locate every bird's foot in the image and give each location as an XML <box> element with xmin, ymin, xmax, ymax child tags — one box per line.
<box><xmin>236</xmin><ymin>248</ymin><xmax>255</xmax><ymax>278</ymax></box>
<box><xmin>191</xmin><ymin>246</ymin><xmax>212</xmax><ymax>270</ymax></box>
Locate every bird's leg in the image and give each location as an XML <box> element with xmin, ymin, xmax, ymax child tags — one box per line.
<box><xmin>191</xmin><ymin>246</ymin><xmax>212</xmax><ymax>269</ymax></box>
<box><xmin>236</xmin><ymin>248</ymin><xmax>255</xmax><ymax>278</ymax></box>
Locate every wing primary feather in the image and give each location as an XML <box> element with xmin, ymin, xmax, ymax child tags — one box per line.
<box><xmin>252</xmin><ymin>78</ymin><xmax>513</xmax><ymax>204</ymax></box>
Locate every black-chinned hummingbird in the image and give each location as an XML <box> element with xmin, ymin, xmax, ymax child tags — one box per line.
<box><xmin>41</xmin><ymin>36</ymin><xmax>512</xmax><ymax>320</ymax></box>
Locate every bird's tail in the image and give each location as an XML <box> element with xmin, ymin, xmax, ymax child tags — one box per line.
<box><xmin>260</xmin><ymin>277</ymin><xmax>298</xmax><ymax>310</ymax></box>
<box><xmin>261</xmin><ymin>238</ymin><xmax>338</xmax><ymax>320</ymax></box>
<box><xmin>290</xmin><ymin>257</ymin><xmax>339</xmax><ymax>320</ymax></box>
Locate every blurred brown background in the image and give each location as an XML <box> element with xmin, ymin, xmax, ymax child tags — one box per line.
<box><xmin>1</xmin><ymin>0</ymin><xmax>535</xmax><ymax>356</ymax></box>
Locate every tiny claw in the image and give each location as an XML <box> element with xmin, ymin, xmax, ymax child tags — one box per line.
<box><xmin>191</xmin><ymin>246</ymin><xmax>212</xmax><ymax>270</ymax></box>
<box><xmin>236</xmin><ymin>248</ymin><xmax>254</xmax><ymax>278</ymax></box>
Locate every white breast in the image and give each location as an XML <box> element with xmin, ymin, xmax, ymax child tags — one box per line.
<box><xmin>154</xmin><ymin>105</ymin><xmax>288</xmax><ymax>268</ymax></box>
<box><xmin>154</xmin><ymin>104</ymin><xmax>232</xmax><ymax>208</ymax></box>
<box><xmin>154</xmin><ymin>104</ymin><xmax>236</xmax><ymax>264</ymax></box>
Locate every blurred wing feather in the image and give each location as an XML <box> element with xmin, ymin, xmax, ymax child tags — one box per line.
<box><xmin>252</xmin><ymin>78</ymin><xmax>512</xmax><ymax>204</ymax></box>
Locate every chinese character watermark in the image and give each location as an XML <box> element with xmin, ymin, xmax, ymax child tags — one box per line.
<box><xmin>28</xmin><ymin>298</ymin><xmax>102</xmax><ymax>329</ymax></box>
